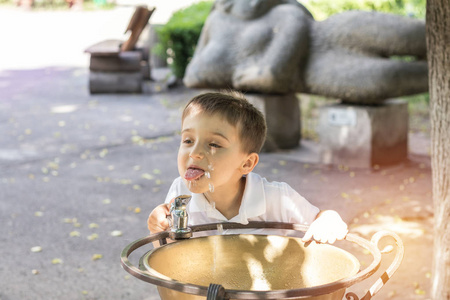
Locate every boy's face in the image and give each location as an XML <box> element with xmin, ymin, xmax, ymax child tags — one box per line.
<box><xmin>178</xmin><ymin>109</ymin><xmax>253</xmax><ymax>194</ymax></box>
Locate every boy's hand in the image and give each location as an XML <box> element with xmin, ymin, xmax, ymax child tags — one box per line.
<box><xmin>147</xmin><ymin>202</ymin><xmax>172</xmax><ymax>234</ymax></box>
<box><xmin>302</xmin><ymin>210</ymin><xmax>348</xmax><ymax>244</ymax></box>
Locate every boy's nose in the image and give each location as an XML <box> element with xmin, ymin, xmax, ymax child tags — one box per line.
<box><xmin>189</xmin><ymin>144</ymin><xmax>204</xmax><ymax>159</ymax></box>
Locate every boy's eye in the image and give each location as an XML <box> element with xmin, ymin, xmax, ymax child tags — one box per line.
<box><xmin>182</xmin><ymin>138</ymin><xmax>193</xmax><ymax>144</ymax></box>
<box><xmin>209</xmin><ymin>143</ymin><xmax>221</xmax><ymax>148</ymax></box>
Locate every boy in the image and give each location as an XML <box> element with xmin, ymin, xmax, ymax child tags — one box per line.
<box><xmin>147</xmin><ymin>92</ymin><xmax>348</xmax><ymax>244</ymax></box>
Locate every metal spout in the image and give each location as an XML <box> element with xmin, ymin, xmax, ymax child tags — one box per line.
<box><xmin>168</xmin><ymin>195</ymin><xmax>192</xmax><ymax>239</ymax></box>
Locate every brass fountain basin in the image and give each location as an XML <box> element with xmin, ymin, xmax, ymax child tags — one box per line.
<box><xmin>143</xmin><ymin>234</ymin><xmax>360</xmax><ymax>300</ymax></box>
<box><xmin>121</xmin><ymin>222</ymin><xmax>404</xmax><ymax>300</ymax></box>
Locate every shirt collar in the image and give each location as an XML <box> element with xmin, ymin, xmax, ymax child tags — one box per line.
<box><xmin>187</xmin><ymin>172</ymin><xmax>266</xmax><ymax>224</ymax></box>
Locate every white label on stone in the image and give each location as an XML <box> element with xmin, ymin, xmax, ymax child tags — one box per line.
<box><xmin>327</xmin><ymin>108</ymin><xmax>356</xmax><ymax>126</ymax></box>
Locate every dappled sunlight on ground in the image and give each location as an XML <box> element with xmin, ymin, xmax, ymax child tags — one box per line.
<box><xmin>352</xmin><ymin>215</ymin><xmax>426</xmax><ymax>238</ymax></box>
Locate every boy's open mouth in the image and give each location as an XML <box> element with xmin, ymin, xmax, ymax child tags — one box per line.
<box><xmin>185</xmin><ymin>167</ymin><xmax>205</xmax><ymax>181</ymax></box>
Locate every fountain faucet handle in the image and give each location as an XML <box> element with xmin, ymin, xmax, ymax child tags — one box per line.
<box><xmin>172</xmin><ymin>194</ymin><xmax>192</xmax><ymax>209</ymax></box>
<box><xmin>168</xmin><ymin>195</ymin><xmax>192</xmax><ymax>240</ymax></box>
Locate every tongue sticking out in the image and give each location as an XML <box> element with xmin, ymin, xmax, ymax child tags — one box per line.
<box><xmin>185</xmin><ymin>168</ymin><xmax>205</xmax><ymax>180</ymax></box>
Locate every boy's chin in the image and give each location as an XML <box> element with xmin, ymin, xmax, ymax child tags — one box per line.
<box><xmin>183</xmin><ymin>179</ymin><xmax>208</xmax><ymax>194</ymax></box>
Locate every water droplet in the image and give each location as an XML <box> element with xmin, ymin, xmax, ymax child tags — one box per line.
<box><xmin>209</xmin><ymin>183</ymin><xmax>215</xmax><ymax>193</ymax></box>
<box><xmin>211</xmin><ymin>148</ymin><xmax>216</xmax><ymax>155</ymax></box>
<box><xmin>205</xmin><ymin>171</ymin><xmax>211</xmax><ymax>178</ymax></box>
<box><xmin>217</xmin><ymin>223</ymin><xmax>223</xmax><ymax>234</ymax></box>
<box><xmin>188</xmin><ymin>181</ymin><xmax>192</xmax><ymax>189</ymax></box>
<box><xmin>208</xmin><ymin>164</ymin><xmax>214</xmax><ymax>171</ymax></box>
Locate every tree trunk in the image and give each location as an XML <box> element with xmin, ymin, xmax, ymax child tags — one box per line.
<box><xmin>426</xmin><ymin>0</ymin><xmax>450</xmax><ymax>299</ymax></box>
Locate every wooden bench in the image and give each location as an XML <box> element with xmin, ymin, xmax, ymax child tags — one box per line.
<box><xmin>85</xmin><ymin>6</ymin><xmax>155</xmax><ymax>93</ymax></box>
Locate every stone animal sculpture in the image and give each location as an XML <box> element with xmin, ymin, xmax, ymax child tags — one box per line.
<box><xmin>183</xmin><ymin>0</ymin><xmax>428</xmax><ymax>104</ymax></box>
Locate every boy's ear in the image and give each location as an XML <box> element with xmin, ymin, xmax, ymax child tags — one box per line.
<box><xmin>241</xmin><ymin>153</ymin><xmax>259</xmax><ymax>174</ymax></box>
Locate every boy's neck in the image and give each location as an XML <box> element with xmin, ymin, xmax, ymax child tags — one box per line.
<box><xmin>203</xmin><ymin>176</ymin><xmax>247</xmax><ymax>220</ymax></box>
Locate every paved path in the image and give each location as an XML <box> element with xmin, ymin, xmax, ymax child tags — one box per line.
<box><xmin>0</xmin><ymin>7</ymin><xmax>434</xmax><ymax>300</ymax></box>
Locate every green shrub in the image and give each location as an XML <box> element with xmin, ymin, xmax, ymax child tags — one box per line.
<box><xmin>303</xmin><ymin>0</ymin><xmax>426</xmax><ymax>20</ymax></box>
<box><xmin>154</xmin><ymin>1</ymin><xmax>213</xmax><ymax>79</ymax></box>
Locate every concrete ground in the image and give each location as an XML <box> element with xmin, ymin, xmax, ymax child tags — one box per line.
<box><xmin>0</xmin><ymin>6</ymin><xmax>433</xmax><ymax>300</ymax></box>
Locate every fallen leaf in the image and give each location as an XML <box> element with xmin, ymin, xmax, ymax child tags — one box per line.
<box><xmin>52</xmin><ymin>258</ymin><xmax>63</xmax><ymax>265</ymax></box>
<box><xmin>32</xmin><ymin>269</ymin><xmax>39</xmax><ymax>275</ymax></box>
<box><xmin>415</xmin><ymin>288</ymin><xmax>426</xmax><ymax>295</ymax></box>
<box><xmin>70</xmin><ymin>231</ymin><xmax>81</xmax><ymax>237</ymax></box>
<box><xmin>89</xmin><ymin>223</ymin><xmax>99</xmax><ymax>229</ymax></box>
<box><xmin>91</xmin><ymin>254</ymin><xmax>103</xmax><ymax>261</ymax></box>
<box><xmin>353</xmin><ymin>197</ymin><xmax>362</xmax><ymax>203</ymax></box>
<box><xmin>87</xmin><ymin>233</ymin><xmax>99</xmax><ymax>241</ymax></box>
<box><xmin>141</xmin><ymin>173</ymin><xmax>154</xmax><ymax>180</ymax></box>
<box><xmin>111</xmin><ymin>230</ymin><xmax>122</xmax><ymax>237</ymax></box>
<box><xmin>99</xmin><ymin>149</ymin><xmax>108</xmax><ymax>158</ymax></box>
<box><xmin>31</xmin><ymin>246</ymin><xmax>42</xmax><ymax>253</ymax></box>
<box><xmin>341</xmin><ymin>192</ymin><xmax>349</xmax><ymax>199</ymax></box>
<box><xmin>134</xmin><ymin>207</ymin><xmax>141</xmax><ymax>214</ymax></box>
<box><xmin>63</xmin><ymin>218</ymin><xmax>77</xmax><ymax>224</ymax></box>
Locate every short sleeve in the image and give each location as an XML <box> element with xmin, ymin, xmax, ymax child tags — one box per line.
<box><xmin>262</xmin><ymin>177</ymin><xmax>320</xmax><ymax>225</ymax></box>
<box><xmin>284</xmin><ymin>184</ymin><xmax>320</xmax><ymax>225</ymax></box>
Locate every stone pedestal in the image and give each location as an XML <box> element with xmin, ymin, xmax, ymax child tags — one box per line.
<box><xmin>319</xmin><ymin>99</ymin><xmax>408</xmax><ymax>168</ymax></box>
<box><xmin>246</xmin><ymin>93</ymin><xmax>300</xmax><ymax>151</ymax></box>
<box><xmin>88</xmin><ymin>51</ymin><xmax>143</xmax><ymax>94</ymax></box>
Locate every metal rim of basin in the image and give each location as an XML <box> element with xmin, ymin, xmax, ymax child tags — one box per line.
<box><xmin>121</xmin><ymin>221</ymin><xmax>403</xmax><ymax>300</ymax></box>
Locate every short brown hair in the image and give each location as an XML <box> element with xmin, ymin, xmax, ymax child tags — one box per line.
<box><xmin>182</xmin><ymin>91</ymin><xmax>267</xmax><ymax>153</ymax></box>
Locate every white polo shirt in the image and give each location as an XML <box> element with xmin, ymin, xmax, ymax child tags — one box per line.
<box><xmin>164</xmin><ymin>172</ymin><xmax>320</xmax><ymax>235</ymax></box>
